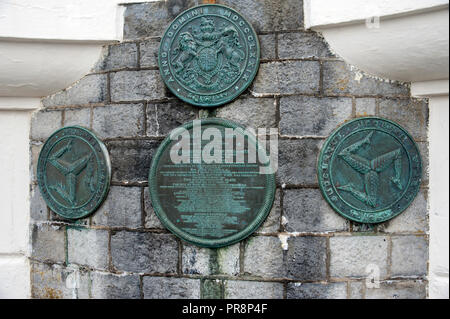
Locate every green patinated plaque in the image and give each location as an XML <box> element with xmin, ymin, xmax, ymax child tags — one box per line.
<box><xmin>148</xmin><ymin>119</ymin><xmax>275</xmax><ymax>248</ymax></box>
<box><xmin>318</xmin><ymin>117</ymin><xmax>422</xmax><ymax>224</ymax></box>
<box><xmin>159</xmin><ymin>4</ymin><xmax>260</xmax><ymax>107</ymax></box>
<box><xmin>37</xmin><ymin>126</ymin><xmax>111</xmax><ymax>220</ymax></box>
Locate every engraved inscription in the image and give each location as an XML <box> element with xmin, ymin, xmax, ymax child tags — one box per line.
<box><xmin>148</xmin><ymin>119</ymin><xmax>275</xmax><ymax>248</ymax></box>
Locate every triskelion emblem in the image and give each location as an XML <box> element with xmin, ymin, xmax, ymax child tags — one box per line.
<box><xmin>318</xmin><ymin>118</ymin><xmax>422</xmax><ymax>224</ymax></box>
<box><xmin>37</xmin><ymin>126</ymin><xmax>111</xmax><ymax>220</ymax></box>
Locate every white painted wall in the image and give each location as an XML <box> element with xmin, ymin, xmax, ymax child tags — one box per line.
<box><xmin>0</xmin><ymin>0</ymin><xmax>136</xmax><ymax>41</ymax></box>
<box><xmin>0</xmin><ymin>108</ymin><xmax>35</xmax><ymax>299</ymax></box>
<box><xmin>305</xmin><ymin>0</ymin><xmax>449</xmax><ymax>28</ymax></box>
<box><xmin>428</xmin><ymin>95</ymin><xmax>449</xmax><ymax>299</ymax></box>
<box><xmin>0</xmin><ymin>40</ymin><xmax>106</xmax><ymax>97</ymax></box>
<box><xmin>311</xmin><ymin>7</ymin><xmax>449</xmax><ymax>83</ymax></box>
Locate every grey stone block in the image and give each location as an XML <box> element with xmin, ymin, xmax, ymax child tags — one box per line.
<box><xmin>257</xmin><ymin>189</ymin><xmax>281</xmax><ymax>234</ymax></box>
<box><xmin>30</xmin><ymin>110</ymin><xmax>62</xmax><ymax>140</ymax></box>
<box><xmin>216</xmin><ymin>97</ymin><xmax>277</xmax><ymax>129</ymax></box>
<box><xmin>107</xmin><ymin>139</ymin><xmax>160</xmax><ymax>183</ymax></box>
<box><xmin>67</xmin><ymin>228</ymin><xmax>109</xmax><ymax>269</ymax></box>
<box><xmin>91</xmin><ymin>272</ymin><xmax>141</xmax><ymax>299</ymax></box>
<box><xmin>349</xmin><ymin>281</ymin><xmax>364</xmax><ymax>299</ymax></box>
<box><xmin>285</xmin><ymin>236</ymin><xmax>327</xmax><ymax>281</ymax></box>
<box><xmin>217</xmin><ymin>244</ymin><xmax>241</xmax><ymax>276</ymax></box>
<box><xmin>123</xmin><ymin>1</ymin><xmax>197</xmax><ymax>39</ymax></box>
<box><xmin>380</xmin><ymin>189</ymin><xmax>428</xmax><ymax>234</ymax></box>
<box><xmin>260</xmin><ymin>34</ymin><xmax>276</xmax><ymax>60</ymax></box>
<box><xmin>352</xmin><ymin>222</ymin><xmax>377</xmax><ymax>233</ymax></box>
<box><xmin>252</xmin><ymin>61</ymin><xmax>320</xmax><ymax>95</ymax></box>
<box><xmin>63</xmin><ymin>107</ymin><xmax>91</xmax><ymax>128</ymax></box>
<box><xmin>202</xmin><ymin>279</ymin><xmax>223</xmax><ymax>299</ymax></box>
<box><xmin>283</xmin><ymin>189</ymin><xmax>349</xmax><ymax>233</ymax></box>
<box><xmin>143</xmin><ymin>276</ymin><xmax>200</xmax><ymax>299</ymax></box>
<box><xmin>110</xmin><ymin>70</ymin><xmax>165</xmax><ymax>102</ymax></box>
<box><xmin>140</xmin><ymin>39</ymin><xmax>160</xmax><ymax>68</ymax></box>
<box><xmin>92</xmin><ymin>43</ymin><xmax>138</xmax><ymax>72</ymax></box>
<box><xmin>243</xmin><ymin>236</ymin><xmax>284</xmax><ymax>278</ymax></box>
<box><xmin>30</xmin><ymin>185</ymin><xmax>48</xmax><ymax>222</ymax></box>
<box><xmin>418</xmin><ymin>142</ymin><xmax>429</xmax><ymax>185</ymax></box>
<box><xmin>225</xmin><ymin>280</ymin><xmax>284</xmax><ymax>299</ymax></box>
<box><xmin>182</xmin><ymin>243</ymin><xmax>240</xmax><ymax>276</ymax></box>
<box><xmin>391</xmin><ymin>236</ymin><xmax>428</xmax><ymax>277</ymax></box>
<box><xmin>31</xmin><ymin>223</ymin><xmax>65</xmax><ymax>264</ymax></box>
<box><xmin>92</xmin><ymin>103</ymin><xmax>145</xmax><ymax>139</ymax></box>
<box><xmin>355</xmin><ymin>98</ymin><xmax>377</xmax><ymax>117</ymax></box>
<box><xmin>31</xmin><ymin>262</ymin><xmax>90</xmax><ymax>299</ymax></box>
<box><xmin>365</xmin><ymin>280</ymin><xmax>426</xmax><ymax>299</ymax></box>
<box><xmin>30</xmin><ymin>142</ymin><xmax>43</xmax><ymax>182</ymax></box>
<box><xmin>92</xmin><ymin>186</ymin><xmax>142</xmax><ymax>228</ymax></box>
<box><xmin>244</xmin><ymin>235</ymin><xmax>326</xmax><ymax>280</ymax></box>
<box><xmin>143</xmin><ymin>187</ymin><xmax>164</xmax><ymax>229</ymax></box>
<box><xmin>42</xmin><ymin>74</ymin><xmax>107</xmax><ymax>107</ymax></box>
<box><xmin>111</xmin><ymin>231</ymin><xmax>178</xmax><ymax>274</ymax></box>
<box><xmin>330</xmin><ymin>236</ymin><xmax>389</xmax><ymax>279</ymax></box>
<box><xmin>287</xmin><ymin>282</ymin><xmax>347</xmax><ymax>299</ymax></box>
<box><xmin>49</xmin><ymin>209</ymin><xmax>89</xmax><ymax>225</ymax></box>
<box><xmin>147</xmin><ymin>100</ymin><xmax>198</xmax><ymax>137</ymax></box>
<box><xmin>378</xmin><ymin>98</ymin><xmax>429</xmax><ymax>141</ymax></box>
<box><xmin>278</xmin><ymin>139</ymin><xmax>323</xmax><ymax>186</ymax></box>
<box><xmin>182</xmin><ymin>243</ymin><xmax>211</xmax><ymax>275</ymax></box>
<box><xmin>278</xmin><ymin>32</ymin><xmax>333</xmax><ymax>59</ymax></box>
<box><xmin>323</xmin><ymin>61</ymin><xmax>410</xmax><ymax>97</ymax></box>
<box><xmin>218</xmin><ymin>0</ymin><xmax>304</xmax><ymax>32</ymax></box>
<box><xmin>280</xmin><ymin>96</ymin><xmax>352</xmax><ymax>136</ymax></box>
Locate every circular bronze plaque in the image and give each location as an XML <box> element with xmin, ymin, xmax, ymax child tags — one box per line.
<box><xmin>318</xmin><ymin>117</ymin><xmax>422</xmax><ymax>224</ymax></box>
<box><xmin>37</xmin><ymin>126</ymin><xmax>111</xmax><ymax>220</ymax></box>
<box><xmin>148</xmin><ymin>119</ymin><xmax>275</xmax><ymax>248</ymax></box>
<box><xmin>159</xmin><ymin>4</ymin><xmax>260</xmax><ymax>107</ymax></box>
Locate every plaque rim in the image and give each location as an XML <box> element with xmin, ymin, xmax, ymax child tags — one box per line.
<box><xmin>317</xmin><ymin>117</ymin><xmax>423</xmax><ymax>224</ymax></box>
<box><xmin>158</xmin><ymin>3</ymin><xmax>261</xmax><ymax>108</ymax></box>
<box><xmin>148</xmin><ymin>118</ymin><xmax>276</xmax><ymax>248</ymax></box>
<box><xmin>37</xmin><ymin>126</ymin><xmax>111</xmax><ymax>220</ymax></box>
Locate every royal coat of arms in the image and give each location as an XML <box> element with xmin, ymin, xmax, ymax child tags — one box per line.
<box><xmin>159</xmin><ymin>5</ymin><xmax>260</xmax><ymax>107</ymax></box>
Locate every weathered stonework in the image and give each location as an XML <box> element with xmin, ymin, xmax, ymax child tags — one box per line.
<box><xmin>287</xmin><ymin>282</ymin><xmax>347</xmax><ymax>299</ymax></box>
<box><xmin>30</xmin><ymin>0</ymin><xmax>429</xmax><ymax>299</ymax></box>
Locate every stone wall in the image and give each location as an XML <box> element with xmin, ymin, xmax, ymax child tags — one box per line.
<box><xmin>29</xmin><ymin>0</ymin><xmax>429</xmax><ymax>299</ymax></box>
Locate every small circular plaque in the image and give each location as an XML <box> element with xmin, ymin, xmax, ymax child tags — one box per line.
<box><xmin>148</xmin><ymin>119</ymin><xmax>275</xmax><ymax>248</ymax></box>
<box><xmin>37</xmin><ymin>126</ymin><xmax>111</xmax><ymax>220</ymax></box>
<box><xmin>318</xmin><ymin>117</ymin><xmax>422</xmax><ymax>224</ymax></box>
<box><xmin>159</xmin><ymin>4</ymin><xmax>260</xmax><ymax>107</ymax></box>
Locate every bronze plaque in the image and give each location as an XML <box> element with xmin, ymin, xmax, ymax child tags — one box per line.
<box><xmin>37</xmin><ymin>126</ymin><xmax>111</xmax><ymax>220</ymax></box>
<box><xmin>148</xmin><ymin>119</ymin><xmax>275</xmax><ymax>248</ymax></box>
<box><xmin>158</xmin><ymin>4</ymin><xmax>260</xmax><ymax>107</ymax></box>
<box><xmin>318</xmin><ymin>117</ymin><xmax>422</xmax><ymax>223</ymax></box>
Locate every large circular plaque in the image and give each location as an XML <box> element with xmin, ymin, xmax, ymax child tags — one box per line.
<box><xmin>37</xmin><ymin>126</ymin><xmax>111</xmax><ymax>220</ymax></box>
<box><xmin>318</xmin><ymin>117</ymin><xmax>422</xmax><ymax>224</ymax></box>
<box><xmin>149</xmin><ymin>119</ymin><xmax>275</xmax><ymax>248</ymax></box>
<box><xmin>158</xmin><ymin>4</ymin><xmax>260</xmax><ymax>107</ymax></box>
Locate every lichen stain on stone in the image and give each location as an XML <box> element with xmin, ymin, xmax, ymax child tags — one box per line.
<box><xmin>336</xmin><ymin>77</ymin><xmax>349</xmax><ymax>92</ymax></box>
<box><xmin>42</xmin><ymin>287</ymin><xmax>63</xmax><ymax>299</ymax></box>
